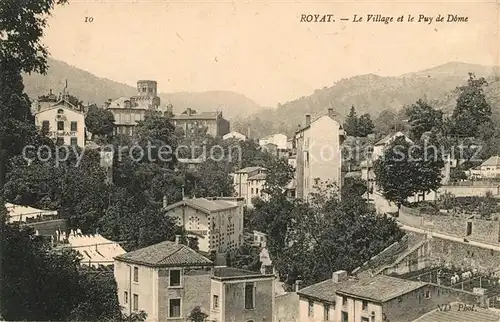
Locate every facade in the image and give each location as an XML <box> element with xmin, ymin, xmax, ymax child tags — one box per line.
<box><xmin>294</xmin><ymin>109</ymin><xmax>345</xmax><ymax>201</ymax></box>
<box><xmin>34</xmin><ymin>99</ymin><xmax>86</xmax><ymax>147</ymax></box>
<box><xmin>259</xmin><ymin>133</ymin><xmax>288</xmax><ymax>150</ymax></box>
<box><xmin>164</xmin><ymin>198</ymin><xmax>244</xmax><ymax>254</ymax></box>
<box><xmin>172</xmin><ymin>108</ymin><xmax>230</xmax><ymax>138</ymax></box>
<box><xmin>233</xmin><ymin>167</ymin><xmax>266</xmax><ymax>202</ymax></box>
<box><xmin>106</xmin><ymin>80</ymin><xmax>161</xmax><ymax>136</ymax></box>
<box><xmin>114</xmin><ymin>238</ymin><xmax>214</xmax><ymax>321</ymax></box>
<box><xmin>246</xmin><ymin>172</ymin><xmax>268</xmax><ymax>208</ymax></box>
<box><xmin>210</xmin><ymin>267</ymin><xmax>275</xmax><ymax>322</ymax></box>
<box><xmin>223</xmin><ymin>131</ymin><xmax>247</xmax><ymax>141</ymax></box>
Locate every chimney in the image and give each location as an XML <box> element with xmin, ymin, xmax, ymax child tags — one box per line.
<box><xmin>294</xmin><ymin>279</ymin><xmax>303</xmax><ymax>292</ymax></box>
<box><xmin>305</xmin><ymin>114</ymin><xmax>311</xmax><ymax>126</ymax></box>
<box><xmin>332</xmin><ymin>270</ymin><xmax>348</xmax><ymax>283</ymax></box>
<box><xmin>328</xmin><ymin>108</ymin><xmax>334</xmax><ymax>118</ymax></box>
<box><xmin>175</xmin><ymin>235</ymin><xmax>181</xmax><ymax>244</ymax></box>
<box><xmin>187</xmin><ymin>108</ymin><xmax>192</xmax><ymax>116</ymax></box>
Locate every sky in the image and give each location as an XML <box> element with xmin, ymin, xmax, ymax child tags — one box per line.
<box><xmin>43</xmin><ymin>0</ymin><xmax>499</xmax><ymax>107</ymax></box>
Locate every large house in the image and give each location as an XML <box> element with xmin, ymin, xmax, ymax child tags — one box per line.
<box><xmin>296</xmin><ymin>271</ymin><xmax>472</xmax><ymax>322</ymax></box>
<box><xmin>164</xmin><ymin>198</ymin><xmax>244</xmax><ymax>254</ymax></box>
<box><xmin>371</xmin><ymin>131</ymin><xmax>413</xmax><ymax>160</ymax></box>
<box><xmin>233</xmin><ymin>167</ymin><xmax>266</xmax><ymax>202</ymax></box>
<box><xmin>294</xmin><ymin>109</ymin><xmax>345</xmax><ymax>201</ymax></box>
<box><xmin>469</xmin><ymin>156</ymin><xmax>500</xmax><ymax>179</ymax></box>
<box><xmin>259</xmin><ymin>133</ymin><xmax>287</xmax><ymax>150</ymax></box>
<box><xmin>114</xmin><ymin>239</ymin><xmax>275</xmax><ymax>322</ymax></box>
<box><xmin>34</xmin><ymin>97</ymin><xmax>86</xmax><ymax>147</ymax></box>
<box><xmin>114</xmin><ymin>238</ymin><xmax>214</xmax><ymax>321</ymax></box>
<box><xmin>172</xmin><ymin>108</ymin><xmax>230</xmax><ymax>138</ymax></box>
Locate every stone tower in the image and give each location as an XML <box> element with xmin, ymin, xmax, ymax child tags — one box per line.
<box><xmin>136</xmin><ymin>80</ymin><xmax>160</xmax><ymax>108</ymax></box>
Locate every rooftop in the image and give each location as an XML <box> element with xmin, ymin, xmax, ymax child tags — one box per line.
<box><xmin>412</xmin><ymin>303</ymin><xmax>500</xmax><ymax>322</ymax></box>
<box><xmin>481</xmin><ymin>156</ymin><xmax>500</xmax><ymax>167</ymax></box>
<box><xmin>298</xmin><ymin>278</ymin><xmax>356</xmax><ymax>303</ymax></box>
<box><xmin>235</xmin><ymin>166</ymin><xmax>265</xmax><ymax>174</ymax></box>
<box><xmin>172</xmin><ymin>110</ymin><xmax>221</xmax><ymax>120</ymax></box>
<box><xmin>248</xmin><ymin>173</ymin><xmax>267</xmax><ymax>181</ymax></box>
<box><xmin>115</xmin><ymin>240</ymin><xmax>213</xmax><ymax>267</ymax></box>
<box><xmin>212</xmin><ymin>267</ymin><xmax>272</xmax><ymax>281</ymax></box>
<box><xmin>164</xmin><ymin>197</ymin><xmax>239</xmax><ymax>213</ymax></box>
<box><xmin>295</xmin><ymin>114</ymin><xmax>344</xmax><ymax>134</ymax></box>
<box><xmin>336</xmin><ymin>275</ymin><xmax>427</xmax><ymax>302</ymax></box>
<box><xmin>374</xmin><ymin>131</ymin><xmax>412</xmax><ymax>146</ymax></box>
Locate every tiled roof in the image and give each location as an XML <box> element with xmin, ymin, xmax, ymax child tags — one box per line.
<box><xmin>212</xmin><ymin>267</ymin><xmax>272</xmax><ymax>280</ymax></box>
<box><xmin>115</xmin><ymin>241</ymin><xmax>213</xmax><ymax>267</ymax></box>
<box><xmin>336</xmin><ymin>275</ymin><xmax>426</xmax><ymax>302</ymax></box>
<box><xmin>248</xmin><ymin>173</ymin><xmax>267</xmax><ymax>181</ymax></box>
<box><xmin>296</xmin><ymin>114</ymin><xmax>343</xmax><ymax>134</ymax></box>
<box><xmin>298</xmin><ymin>279</ymin><xmax>355</xmax><ymax>303</ymax></box>
<box><xmin>235</xmin><ymin>166</ymin><xmax>265</xmax><ymax>174</ymax></box>
<box><xmin>374</xmin><ymin>131</ymin><xmax>412</xmax><ymax>146</ymax></box>
<box><xmin>164</xmin><ymin>198</ymin><xmax>239</xmax><ymax>213</ymax></box>
<box><xmin>412</xmin><ymin>303</ymin><xmax>500</xmax><ymax>322</ymax></box>
<box><xmin>481</xmin><ymin>156</ymin><xmax>500</xmax><ymax>167</ymax></box>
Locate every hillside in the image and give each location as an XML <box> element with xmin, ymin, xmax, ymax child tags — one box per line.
<box><xmin>232</xmin><ymin>62</ymin><xmax>500</xmax><ymax>138</ymax></box>
<box><xmin>22</xmin><ymin>58</ymin><xmax>265</xmax><ymax>119</ymax></box>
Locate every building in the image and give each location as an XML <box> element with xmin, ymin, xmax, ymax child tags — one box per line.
<box><xmin>372</xmin><ymin>132</ymin><xmax>413</xmax><ymax>160</ymax></box>
<box><xmin>233</xmin><ymin>166</ymin><xmax>266</xmax><ymax>201</ymax></box>
<box><xmin>106</xmin><ymin>80</ymin><xmax>162</xmax><ymax>136</ymax></box>
<box><xmin>5</xmin><ymin>202</ymin><xmax>57</xmax><ymax>223</ymax></box>
<box><xmin>297</xmin><ymin>271</ymin><xmax>480</xmax><ymax>322</ymax></box>
<box><xmin>172</xmin><ymin>108</ymin><xmax>230</xmax><ymax>138</ymax></box>
<box><xmin>259</xmin><ymin>133</ymin><xmax>287</xmax><ymax>150</ymax></box>
<box><xmin>223</xmin><ymin>131</ymin><xmax>247</xmax><ymax>141</ymax></box>
<box><xmin>164</xmin><ymin>198</ymin><xmax>244</xmax><ymax>254</ymax></box>
<box><xmin>246</xmin><ymin>172</ymin><xmax>268</xmax><ymax>208</ymax></box>
<box><xmin>294</xmin><ymin>109</ymin><xmax>345</xmax><ymax>201</ymax></box>
<box><xmin>34</xmin><ymin>98</ymin><xmax>86</xmax><ymax>147</ymax></box>
<box><xmin>210</xmin><ymin>267</ymin><xmax>275</xmax><ymax>322</ymax></box>
<box><xmin>469</xmin><ymin>156</ymin><xmax>500</xmax><ymax>179</ymax></box>
<box><xmin>114</xmin><ymin>238</ymin><xmax>214</xmax><ymax>321</ymax></box>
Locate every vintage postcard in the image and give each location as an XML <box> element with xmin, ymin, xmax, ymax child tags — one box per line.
<box><xmin>1</xmin><ymin>0</ymin><xmax>500</xmax><ymax>321</ymax></box>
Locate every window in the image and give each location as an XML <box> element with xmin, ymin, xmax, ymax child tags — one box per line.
<box><xmin>70</xmin><ymin>121</ymin><xmax>77</xmax><ymax>131</ymax></box>
<box><xmin>133</xmin><ymin>294</ymin><xmax>138</xmax><ymax>311</ymax></box>
<box><xmin>124</xmin><ymin>291</ymin><xmax>128</xmax><ymax>304</ymax></box>
<box><xmin>170</xmin><ymin>269</ymin><xmax>181</xmax><ymax>287</ymax></box>
<box><xmin>323</xmin><ymin>303</ymin><xmax>330</xmax><ymax>320</ymax></box>
<box><xmin>362</xmin><ymin>317</ymin><xmax>369</xmax><ymax>322</ymax></box>
<box><xmin>57</xmin><ymin>121</ymin><xmax>64</xmax><ymax>131</ymax></box>
<box><xmin>56</xmin><ymin>137</ymin><xmax>64</xmax><ymax>145</ymax></box>
<box><xmin>425</xmin><ymin>290</ymin><xmax>431</xmax><ymax>299</ymax></box>
<box><xmin>244</xmin><ymin>283</ymin><xmax>255</xmax><ymax>309</ymax></box>
<box><xmin>169</xmin><ymin>298</ymin><xmax>181</xmax><ymax>318</ymax></box>
<box><xmin>251</xmin><ymin>188</ymin><xmax>254</xmax><ymax>194</ymax></box>
<box><xmin>42</xmin><ymin>120</ymin><xmax>50</xmax><ymax>132</ymax></box>
<box><xmin>256</xmin><ymin>188</ymin><xmax>259</xmax><ymax>194</ymax></box>
<box><xmin>341</xmin><ymin>311</ymin><xmax>348</xmax><ymax>322</ymax></box>
<box><xmin>308</xmin><ymin>300</ymin><xmax>314</xmax><ymax>317</ymax></box>
<box><xmin>133</xmin><ymin>267</ymin><xmax>139</xmax><ymax>283</ymax></box>
<box><xmin>342</xmin><ymin>296</ymin><xmax>347</xmax><ymax>306</ymax></box>
<box><xmin>57</xmin><ymin>109</ymin><xmax>64</xmax><ymax>114</ymax></box>
<box><xmin>70</xmin><ymin>137</ymin><xmax>77</xmax><ymax>146</ymax></box>
<box><xmin>213</xmin><ymin>295</ymin><xmax>219</xmax><ymax>309</ymax></box>
<box><xmin>362</xmin><ymin>300</ymin><xmax>368</xmax><ymax>311</ymax></box>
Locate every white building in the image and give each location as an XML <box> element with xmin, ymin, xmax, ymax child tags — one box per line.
<box><xmin>294</xmin><ymin>109</ymin><xmax>345</xmax><ymax>201</ymax></box>
<box><xmin>164</xmin><ymin>198</ymin><xmax>244</xmax><ymax>254</ymax></box>
<box><xmin>372</xmin><ymin>131</ymin><xmax>413</xmax><ymax>160</ymax></box>
<box><xmin>5</xmin><ymin>203</ymin><xmax>57</xmax><ymax>223</ymax></box>
<box><xmin>223</xmin><ymin>131</ymin><xmax>247</xmax><ymax>141</ymax></box>
<box><xmin>233</xmin><ymin>166</ymin><xmax>266</xmax><ymax>202</ymax></box>
<box><xmin>246</xmin><ymin>172</ymin><xmax>268</xmax><ymax>208</ymax></box>
<box><xmin>259</xmin><ymin>133</ymin><xmax>287</xmax><ymax>150</ymax></box>
<box><xmin>34</xmin><ymin>99</ymin><xmax>86</xmax><ymax>147</ymax></box>
<box><xmin>470</xmin><ymin>156</ymin><xmax>500</xmax><ymax>179</ymax></box>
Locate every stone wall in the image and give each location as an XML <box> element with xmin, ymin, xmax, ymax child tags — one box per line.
<box><xmin>399</xmin><ymin>206</ymin><xmax>500</xmax><ymax>244</ymax></box>
<box><xmin>24</xmin><ymin>219</ymin><xmax>67</xmax><ymax>236</ymax></box>
<box><xmin>440</xmin><ymin>185</ymin><xmax>500</xmax><ymax>197</ymax></box>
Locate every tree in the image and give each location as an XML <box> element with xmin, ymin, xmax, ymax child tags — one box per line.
<box><xmin>85</xmin><ymin>105</ymin><xmax>116</xmax><ymax>139</ymax></box>
<box><xmin>263</xmin><ymin>155</ymin><xmax>294</xmax><ymax>195</ymax></box>
<box><xmin>186</xmin><ymin>159</ymin><xmax>233</xmax><ymax>198</ymax></box>
<box><xmin>373</xmin><ymin>136</ymin><xmax>444</xmax><ymax>207</ymax></box>
<box><xmin>357</xmin><ymin>113</ymin><xmax>375</xmax><ymax>137</ymax></box>
<box><xmin>374</xmin><ymin>109</ymin><xmax>406</xmax><ymax>135</ymax></box>
<box><xmin>0</xmin><ymin>0</ymin><xmax>68</xmax><ymax>188</ymax></box>
<box><xmin>186</xmin><ymin>306</ymin><xmax>208</xmax><ymax>322</ymax></box>
<box><xmin>344</xmin><ymin>105</ymin><xmax>358</xmax><ymax>136</ymax></box>
<box><xmin>406</xmin><ymin>99</ymin><xmax>443</xmax><ymax>141</ymax></box>
<box><xmin>450</xmin><ymin>73</ymin><xmax>491</xmax><ymax>137</ymax></box>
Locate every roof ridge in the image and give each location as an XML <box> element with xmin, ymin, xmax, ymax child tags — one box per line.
<box><xmin>157</xmin><ymin>243</ymin><xmax>185</xmax><ymax>264</ymax></box>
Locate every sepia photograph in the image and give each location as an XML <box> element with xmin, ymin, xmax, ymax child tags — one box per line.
<box><xmin>1</xmin><ymin>0</ymin><xmax>500</xmax><ymax>321</ymax></box>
